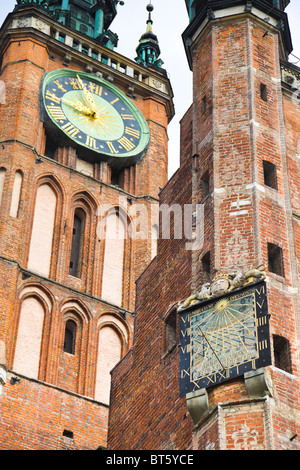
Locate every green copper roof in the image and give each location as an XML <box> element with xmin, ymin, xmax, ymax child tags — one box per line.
<box><xmin>185</xmin><ymin>0</ymin><xmax>290</xmax><ymax>22</ymax></box>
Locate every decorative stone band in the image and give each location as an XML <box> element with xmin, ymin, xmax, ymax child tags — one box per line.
<box><xmin>0</xmin><ymin>365</ymin><xmax>7</xmax><ymax>396</ymax></box>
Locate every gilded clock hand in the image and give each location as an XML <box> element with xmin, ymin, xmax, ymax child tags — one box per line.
<box><xmin>76</xmin><ymin>74</ymin><xmax>98</xmax><ymax>116</ymax></box>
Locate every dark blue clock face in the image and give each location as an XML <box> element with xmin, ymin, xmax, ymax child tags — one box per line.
<box><xmin>42</xmin><ymin>70</ymin><xmax>150</xmax><ymax>164</ymax></box>
<box><xmin>179</xmin><ymin>281</ymin><xmax>271</xmax><ymax>396</ymax></box>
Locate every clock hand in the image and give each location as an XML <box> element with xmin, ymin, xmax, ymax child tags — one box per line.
<box><xmin>61</xmin><ymin>97</ymin><xmax>79</xmax><ymax>110</ymax></box>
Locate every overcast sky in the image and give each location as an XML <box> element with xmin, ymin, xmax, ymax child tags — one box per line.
<box><xmin>0</xmin><ymin>1</ymin><xmax>300</xmax><ymax>176</ymax></box>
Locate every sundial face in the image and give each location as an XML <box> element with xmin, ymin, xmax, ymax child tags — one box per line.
<box><xmin>179</xmin><ymin>281</ymin><xmax>271</xmax><ymax>396</ymax></box>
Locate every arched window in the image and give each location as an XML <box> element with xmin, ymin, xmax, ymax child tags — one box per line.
<box><xmin>165</xmin><ymin>310</ymin><xmax>177</xmax><ymax>353</ymax></box>
<box><xmin>69</xmin><ymin>209</ymin><xmax>86</xmax><ymax>278</ymax></box>
<box><xmin>95</xmin><ymin>325</ymin><xmax>122</xmax><ymax>405</ymax></box>
<box><xmin>28</xmin><ymin>183</ymin><xmax>57</xmax><ymax>277</ymax></box>
<box><xmin>13</xmin><ymin>296</ymin><xmax>45</xmax><ymax>379</ymax></box>
<box><xmin>10</xmin><ymin>170</ymin><xmax>23</xmax><ymax>218</ymax></box>
<box><xmin>63</xmin><ymin>320</ymin><xmax>77</xmax><ymax>355</ymax></box>
<box><xmin>267</xmin><ymin>243</ymin><xmax>284</xmax><ymax>277</ymax></box>
<box><xmin>101</xmin><ymin>211</ymin><xmax>126</xmax><ymax>306</ymax></box>
<box><xmin>202</xmin><ymin>251</ymin><xmax>211</xmax><ymax>283</ymax></box>
<box><xmin>297</xmin><ymin>136</ymin><xmax>300</xmax><ymax>158</ymax></box>
<box><xmin>273</xmin><ymin>334</ymin><xmax>292</xmax><ymax>374</ymax></box>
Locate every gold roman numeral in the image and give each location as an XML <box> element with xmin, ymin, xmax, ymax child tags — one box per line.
<box><xmin>180</xmin><ymin>344</ymin><xmax>191</xmax><ymax>354</ymax></box>
<box><xmin>259</xmin><ymin>340</ymin><xmax>268</xmax><ymax>350</ymax></box>
<box><xmin>69</xmin><ymin>78</ymin><xmax>80</xmax><ymax>90</ymax></box>
<box><xmin>256</xmin><ymin>286</ymin><xmax>265</xmax><ymax>295</ymax></box>
<box><xmin>118</xmin><ymin>136</ymin><xmax>136</xmax><ymax>151</ymax></box>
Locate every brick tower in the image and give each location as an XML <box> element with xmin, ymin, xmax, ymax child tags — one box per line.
<box><xmin>0</xmin><ymin>0</ymin><xmax>174</xmax><ymax>450</ymax></box>
<box><xmin>108</xmin><ymin>0</ymin><xmax>300</xmax><ymax>450</ymax></box>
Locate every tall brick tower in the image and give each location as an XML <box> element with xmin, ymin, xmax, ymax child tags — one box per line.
<box><xmin>108</xmin><ymin>0</ymin><xmax>300</xmax><ymax>450</ymax></box>
<box><xmin>0</xmin><ymin>0</ymin><xmax>174</xmax><ymax>450</ymax></box>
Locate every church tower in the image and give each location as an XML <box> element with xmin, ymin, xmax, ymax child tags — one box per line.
<box><xmin>108</xmin><ymin>0</ymin><xmax>300</xmax><ymax>450</ymax></box>
<box><xmin>0</xmin><ymin>0</ymin><xmax>174</xmax><ymax>449</ymax></box>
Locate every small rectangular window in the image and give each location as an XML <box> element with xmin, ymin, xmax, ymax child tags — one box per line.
<box><xmin>81</xmin><ymin>44</ymin><xmax>89</xmax><ymax>55</ymax></box>
<box><xmin>201</xmin><ymin>95</ymin><xmax>207</xmax><ymax>114</ymax></box>
<box><xmin>63</xmin><ymin>430</ymin><xmax>74</xmax><ymax>439</ymax></box>
<box><xmin>165</xmin><ymin>311</ymin><xmax>177</xmax><ymax>353</ymax></box>
<box><xmin>69</xmin><ymin>210</ymin><xmax>85</xmax><ymax>278</ymax></box>
<box><xmin>263</xmin><ymin>160</ymin><xmax>278</xmax><ymax>190</ymax></box>
<box><xmin>202</xmin><ymin>252</ymin><xmax>211</xmax><ymax>283</ymax></box>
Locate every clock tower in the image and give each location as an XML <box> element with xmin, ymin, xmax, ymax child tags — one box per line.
<box><xmin>107</xmin><ymin>0</ymin><xmax>300</xmax><ymax>451</ymax></box>
<box><xmin>0</xmin><ymin>0</ymin><xmax>174</xmax><ymax>450</ymax></box>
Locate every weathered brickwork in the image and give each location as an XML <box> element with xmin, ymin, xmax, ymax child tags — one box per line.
<box><xmin>108</xmin><ymin>8</ymin><xmax>300</xmax><ymax>450</ymax></box>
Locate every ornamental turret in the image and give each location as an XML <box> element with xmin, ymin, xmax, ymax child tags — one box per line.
<box><xmin>183</xmin><ymin>0</ymin><xmax>292</xmax><ymax>68</ymax></box>
<box><xmin>135</xmin><ymin>3</ymin><xmax>164</xmax><ymax>71</ymax></box>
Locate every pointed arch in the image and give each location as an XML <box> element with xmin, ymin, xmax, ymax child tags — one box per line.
<box><xmin>297</xmin><ymin>135</ymin><xmax>300</xmax><ymax>158</ymax></box>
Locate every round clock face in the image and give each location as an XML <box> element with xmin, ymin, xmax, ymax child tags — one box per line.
<box><xmin>41</xmin><ymin>69</ymin><xmax>150</xmax><ymax>166</ymax></box>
